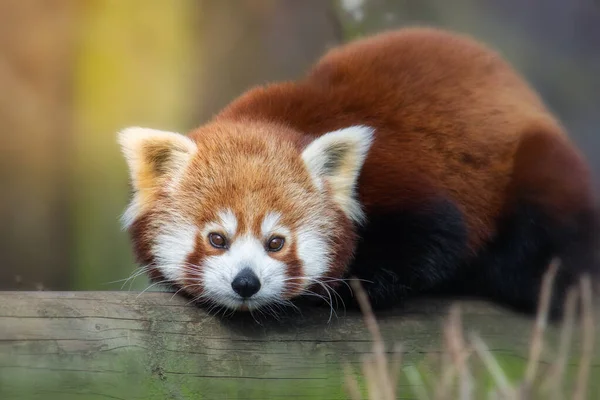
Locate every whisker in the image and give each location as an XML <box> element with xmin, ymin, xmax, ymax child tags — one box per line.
<box><xmin>283</xmin><ymin>276</ymin><xmax>373</xmax><ymax>285</ymax></box>
<box><xmin>104</xmin><ymin>268</ymin><xmax>148</xmax><ymax>286</ymax></box>
<box><xmin>286</xmin><ymin>281</ymin><xmax>346</xmax><ymax>313</ymax></box>
<box><xmin>101</xmin><ymin>265</ymin><xmax>155</xmax><ymax>290</ymax></box>
<box><xmin>280</xmin><ymin>299</ymin><xmax>302</xmax><ymax>315</ymax></box>
<box><xmin>266</xmin><ymin>305</ymin><xmax>282</xmax><ymax>321</ymax></box>
<box><xmin>205</xmin><ymin>303</ymin><xmax>223</xmax><ymax>317</ymax></box>
<box><xmin>248</xmin><ymin>308</ymin><xmax>261</xmax><ymax>325</ymax></box>
<box><xmin>169</xmin><ymin>285</ymin><xmax>192</xmax><ymax>301</ymax></box>
<box><xmin>135</xmin><ymin>279</ymin><xmax>175</xmax><ymax>299</ymax></box>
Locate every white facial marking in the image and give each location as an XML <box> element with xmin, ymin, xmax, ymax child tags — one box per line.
<box><xmin>218</xmin><ymin>209</ymin><xmax>238</xmax><ymax>238</ymax></box>
<box><xmin>201</xmin><ymin>235</ymin><xmax>287</xmax><ymax>310</ymax></box>
<box><xmin>153</xmin><ymin>222</ymin><xmax>199</xmax><ymax>282</ymax></box>
<box><xmin>260</xmin><ymin>212</ymin><xmax>291</xmax><ymax>239</ymax></box>
<box><xmin>296</xmin><ymin>225</ymin><xmax>331</xmax><ymax>281</ymax></box>
<box><xmin>202</xmin><ymin>208</ymin><xmax>238</xmax><ymax>239</ymax></box>
<box><xmin>261</xmin><ymin>212</ymin><xmax>281</xmax><ymax>237</ymax></box>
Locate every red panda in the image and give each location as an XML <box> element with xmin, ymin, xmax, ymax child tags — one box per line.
<box><xmin>118</xmin><ymin>27</ymin><xmax>599</xmax><ymax>317</ymax></box>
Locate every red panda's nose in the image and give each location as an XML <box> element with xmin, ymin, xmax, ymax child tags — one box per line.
<box><xmin>231</xmin><ymin>268</ymin><xmax>261</xmax><ymax>298</ymax></box>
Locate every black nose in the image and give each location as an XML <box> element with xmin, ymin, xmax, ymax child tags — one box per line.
<box><xmin>231</xmin><ymin>268</ymin><xmax>261</xmax><ymax>298</ymax></box>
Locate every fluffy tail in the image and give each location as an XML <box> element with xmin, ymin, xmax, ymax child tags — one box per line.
<box><xmin>510</xmin><ymin>122</ymin><xmax>600</xmax><ymax>316</ymax></box>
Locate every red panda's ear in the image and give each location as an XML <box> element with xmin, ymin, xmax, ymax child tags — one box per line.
<box><xmin>118</xmin><ymin>127</ymin><xmax>197</xmax><ymax>194</ymax></box>
<box><xmin>301</xmin><ymin>125</ymin><xmax>374</xmax><ymax>224</ymax></box>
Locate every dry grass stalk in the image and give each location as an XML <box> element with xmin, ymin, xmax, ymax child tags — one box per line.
<box><xmin>434</xmin><ymin>351</ymin><xmax>455</xmax><ymax>400</ymax></box>
<box><xmin>362</xmin><ymin>354</ymin><xmax>385</xmax><ymax>400</ymax></box>
<box><xmin>344</xmin><ymin>261</ymin><xmax>596</xmax><ymax>400</ymax></box>
<box><xmin>540</xmin><ymin>287</ymin><xmax>579</xmax><ymax>399</ymax></box>
<box><xmin>524</xmin><ymin>259</ymin><xmax>560</xmax><ymax>387</ymax></box>
<box><xmin>405</xmin><ymin>365</ymin><xmax>431</xmax><ymax>400</ymax></box>
<box><xmin>348</xmin><ymin>278</ymin><xmax>398</xmax><ymax>400</ymax></box>
<box><xmin>457</xmin><ymin>351</ymin><xmax>473</xmax><ymax>400</ymax></box>
<box><xmin>470</xmin><ymin>332</ymin><xmax>514</xmax><ymax>399</ymax></box>
<box><xmin>573</xmin><ymin>275</ymin><xmax>595</xmax><ymax>400</ymax></box>
<box><xmin>388</xmin><ymin>342</ymin><xmax>404</xmax><ymax>388</ymax></box>
<box><xmin>435</xmin><ymin>305</ymin><xmax>471</xmax><ymax>400</ymax></box>
<box><xmin>344</xmin><ymin>363</ymin><xmax>363</xmax><ymax>400</ymax></box>
<box><xmin>445</xmin><ymin>306</ymin><xmax>473</xmax><ymax>400</ymax></box>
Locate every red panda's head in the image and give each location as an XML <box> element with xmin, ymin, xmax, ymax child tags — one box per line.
<box><xmin>118</xmin><ymin>120</ymin><xmax>373</xmax><ymax>311</ymax></box>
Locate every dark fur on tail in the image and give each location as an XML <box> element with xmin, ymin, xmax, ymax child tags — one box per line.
<box><xmin>469</xmin><ymin>123</ymin><xmax>600</xmax><ymax>318</ymax></box>
<box><xmin>332</xmin><ymin>121</ymin><xmax>599</xmax><ymax>319</ymax></box>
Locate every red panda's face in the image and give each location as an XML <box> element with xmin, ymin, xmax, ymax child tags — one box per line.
<box><xmin>118</xmin><ymin>121</ymin><xmax>373</xmax><ymax>311</ymax></box>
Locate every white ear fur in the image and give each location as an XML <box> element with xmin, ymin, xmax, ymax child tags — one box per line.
<box><xmin>118</xmin><ymin>126</ymin><xmax>197</xmax><ymax>192</ymax></box>
<box><xmin>118</xmin><ymin>127</ymin><xmax>197</xmax><ymax>229</ymax></box>
<box><xmin>301</xmin><ymin>125</ymin><xmax>374</xmax><ymax>224</ymax></box>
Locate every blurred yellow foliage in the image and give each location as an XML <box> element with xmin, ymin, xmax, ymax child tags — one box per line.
<box><xmin>72</xmin><ymin>0</ymin><xmax>197</xmax><ymax>289</ymax></box>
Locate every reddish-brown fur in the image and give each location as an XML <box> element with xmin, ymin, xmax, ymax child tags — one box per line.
<box><xmin>123</xmin><ymin>27</ymin><xmax>598</xmax><ymax>315</ymax></box>
<box><xmin>215</xmin><ymin>28</ymin><xmax>593</xmax><ymax>252</ymax></box>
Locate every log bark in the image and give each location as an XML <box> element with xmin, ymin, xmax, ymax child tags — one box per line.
<box><xmin>0</xmin><ymin>292</ymin><xmax>598</xmax><ymax>399</ymax></box>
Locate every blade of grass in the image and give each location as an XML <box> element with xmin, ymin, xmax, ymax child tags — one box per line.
<box><xmin>573</xmin><ymin>275</ymin><xmax>595</xmax><ymax>400</ymax></box>
<box><xmin>540</xmin><ymin>286</ymin><xmax>579</xmax><ymax>399</ymax></box>
<box><xmin>344</xmin><ymin>362</ymin><xmax>364</xmax><ymax>400</ymax></box>
<box><xmin>405</xmin><ymin>365</ymin><xmax>431</xmax><ymax>400</ymax></box>
<box><xmin>389</xmin><ymin>343</ymin><xmax>403</xmax><ymax>399</ymax></box>
<box><xmin>470</xmin><ymin>333</ymin><xmax>515</xmax><ymax>399</ymax></box>
<box><xmin>434</xmin><ymin>353</ymin><xmax>455</xmax><ymax>400</ymax></box>
<box><xmin>436</xmin><ymin>305</ymin><xmax>463</xmax><ymax>400</ymax></box>
<box><xmin>524</xmin><ymin>259</ymin><xmax>559</xmax><ymax>387</ymax></box>
<box><xmin>362</xmin><ymin>354</ymin><xmax>385</xmax><ymax>400</ymax></box>
<box><xmin>350</xmin><ymin>278</ymin><xmax>395</xmax><ymax>400</ymax></box>
<box><xmin>445</xmin><ymin>306</ymin><xmax>473</xmax><ymax>400</ymax></box>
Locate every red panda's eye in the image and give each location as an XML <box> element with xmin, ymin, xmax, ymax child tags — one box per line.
<box><xmin>208</xmin><ymin>233</ymin><xmax>227</xmax><ymax>249</ymax></box>
<box><xmin>267</xmin><ymin>237</ymin><xmax>285</xmax><ymax>252</ymax></box>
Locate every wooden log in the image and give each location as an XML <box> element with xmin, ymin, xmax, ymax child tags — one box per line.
<box><xmin>0</xmin><ymin>292</ymin><xmax>598</xmax><ymax>399</ymax></box>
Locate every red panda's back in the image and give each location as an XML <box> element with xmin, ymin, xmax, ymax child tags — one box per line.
<box><xmin>216</xmin><ymin>27</ymin><xmax>566</xmax><ymax>248</ymax></box>
<box><xmin>309</xmin><ymin>28</ymin><xmax>569</xmax><ymax>248</ymax></box>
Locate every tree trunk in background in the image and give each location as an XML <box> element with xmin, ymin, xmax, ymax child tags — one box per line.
<box><xmin>0</xmin><ymin>1</ymin><xmax>78</xmax><ymax>290</ymax></box>
<box><xmin>192</xmin><ymin>0</ymin><xmax>343</xmax><ymax>124</ymax></box>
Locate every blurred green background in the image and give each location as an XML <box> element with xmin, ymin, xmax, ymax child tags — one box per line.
<box><xmin>1</xmin><ymin>0</ymin><xmax>599</xmax><ymax>292</ymax></box>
